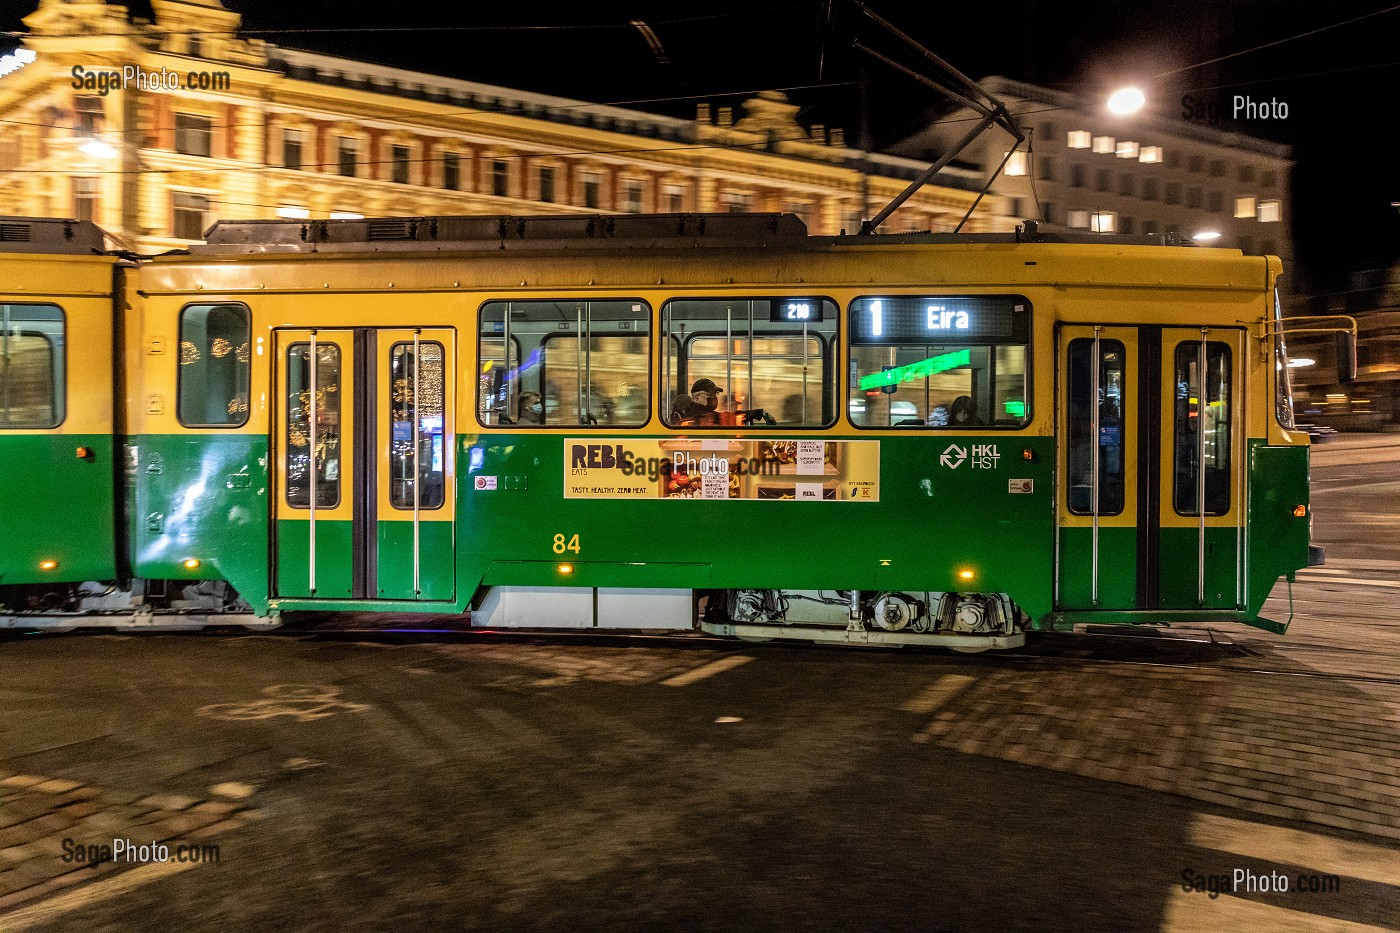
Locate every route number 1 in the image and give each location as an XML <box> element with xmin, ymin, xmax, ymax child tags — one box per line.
<box><xmin>552</xmin><ymin>533</ymin><xmax>581</xmax><ymax>554</ymax></box>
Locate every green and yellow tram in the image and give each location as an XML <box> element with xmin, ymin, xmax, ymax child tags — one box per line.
<box><xmin>0</xmin><ymin>213</ymin><xmax>1317</xmax><ymax>648</ymax></box>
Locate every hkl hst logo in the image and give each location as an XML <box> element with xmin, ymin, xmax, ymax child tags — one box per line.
<box><xmin>940</xmin><ymin>444</ymin><xmax>999</xmax><ymax>470</ymax></box>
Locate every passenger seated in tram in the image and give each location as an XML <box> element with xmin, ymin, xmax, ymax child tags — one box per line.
<box><xmin>515</xmin><ymin>391</ymin><xmax>544</xmax><ymax>425</ymax></box>
<box><xmin>949</xmin><ymin>395</ymin><xmax>980</xmax><ymax>426</ymax></box>
<box><xmin>670</xmin><ymin>378</ymin><xmax>723</xmax><ymax>426</ymax></box>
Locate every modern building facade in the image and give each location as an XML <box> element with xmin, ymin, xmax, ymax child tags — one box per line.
<box><xmin>0</xmin><ymin>0</ymin><xmax>1006</xmax><ymax>253</ymax></box>
<box><xmin>894</xmin><ymin>76</ymin><xmax>1293</xmax><ymax>268</ymax></box>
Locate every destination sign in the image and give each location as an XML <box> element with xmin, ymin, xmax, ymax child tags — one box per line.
<box><xmin>849</xmin><ymin>295</ymin><xmax>1030</xmax><ymax>344</ymax></box>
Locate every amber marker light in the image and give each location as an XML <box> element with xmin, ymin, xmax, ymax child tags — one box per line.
<box><xmin>957</xmin><ymin>569</ymin><xmax>976</xmax><ymax>582</ymax></box>
<box><xmin>1021</xmin><ymin>448</ymin><xmax>1035</xmax><ymax>461</ymax></box>
<box><xmin>38</xmin><ymin>559</ymin><xmax>58</xmax><ymax>571</ymax></box>
<box><xmin>183</xmin><ymin>558</ymin><xmax>202</xmax><ymax>570</ymax></box>
<box><xmin>1293</xmin><ymin>505</ymin><xmax>1307</xmax><ymax>517</ymax></box>
<box><xmin>558</xmin><ymin>563</ymin><xmax>574</xmax><ymax>575</ymax></box>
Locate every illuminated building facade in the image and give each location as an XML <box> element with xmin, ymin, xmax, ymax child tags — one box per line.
<box><xmin>0</xmin><ymin>0</ymin><xmax>1006</xmax><ymax>253</ymax></box>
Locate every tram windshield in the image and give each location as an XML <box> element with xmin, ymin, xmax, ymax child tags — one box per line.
<box><xmin>847</xmin><ymin>295</ymin><xmax>1030</xmax><ymax>428</ymax></box>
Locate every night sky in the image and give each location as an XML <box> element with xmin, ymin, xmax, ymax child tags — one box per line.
<box><xmin>5</xmin><ymin>0</ymin><xmax>1398</xmax><ymax>296</ymax></box>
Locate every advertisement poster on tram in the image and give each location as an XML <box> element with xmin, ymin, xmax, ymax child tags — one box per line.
<box><xmin>564</xmin><ymin>439</ymin><xmax>880</xmax><ymax>501</ymax></box>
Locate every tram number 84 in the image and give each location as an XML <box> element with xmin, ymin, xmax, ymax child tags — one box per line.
<box><xmin>552</xmin><ymin>534</ymin><xmax>581</xmax><ymax>555</ymax></box>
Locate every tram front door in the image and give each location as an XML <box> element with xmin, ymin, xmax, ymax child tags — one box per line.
<box><xmin>271</xmin><ymin>328</ymin><xmax>456</xmax><ymax>602</ymax></box>
<box><xmin>1055</xmin><ymin>324</ymin><xmax>1244</xmax><ymax>612</ymax></box>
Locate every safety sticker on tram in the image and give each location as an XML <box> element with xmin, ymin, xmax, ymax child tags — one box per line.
<box><xmin>1008</xmin><ymin>479</ymin><xmax>1034</xmax><ymax>494</ymax></box>
<box><xmin>474</xmin><ymin>475</ymin><xmax>498</xmax><ymax>491</ymax></box>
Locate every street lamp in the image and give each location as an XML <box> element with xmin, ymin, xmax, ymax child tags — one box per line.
<box><xmin>1107</xmin><ymin>87</ymin><xmax>1146</xmax><ymax>115</ymax></box>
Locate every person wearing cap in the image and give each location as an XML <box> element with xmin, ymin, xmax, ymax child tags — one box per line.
<box><xmin>670</xmin><ymin>378</ymin><xmax>723</xmax><ymax>425</ymax></box>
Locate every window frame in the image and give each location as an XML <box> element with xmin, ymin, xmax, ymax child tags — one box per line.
<box><xmin>1172</xmin><ymin>340</ymin><xmax>1233</xmax><ymax>517</ymax></box>
<box><xmin>173</xmin><ymin>112</ymin><xmax>213</xmax><ymax>157</ymax></box>
<box><xmin>171</xmin><ymin>190</ymin><xmax>211</xmax><ymax>240</ymax></box>
<box><xmin>845</xmin><ymin>293</ymin><xmax>1033</xmax><ymax>431</ymax></box>
<box><xmin>661</xmin><ymin>296</ymin><xmax>840</xmax><ymax>431</ymax></box>
<box><xmin>475</xmin><ymin>298</ymin><xmax>653</xmax><ymax>430</ymax></box>
<box><xmin>1065</xmin><ymin>336</ymin><xmax>1126</xmax><ymax>517</ymax></box>
<box><xmin>387</xmin><ymin>339</ymin><xmax>447</xmax><ymax>511</ymax></box>
<box><xmin>0</xmin><ymin>302</ymin><xmax>66</xmax><ymax>430</ymax></box>
<box><xmin>283</xmin><ymin>338</ymin><xmax>343</xmax><ymax>510</ymax></box>
<box><xmin>176</xmin><ymin>301</ymin><xmax>252</xmax><ymax>429</ymax></box>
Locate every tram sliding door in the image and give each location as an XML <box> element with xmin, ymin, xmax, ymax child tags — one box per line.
<box><xmin>273</xmin><ymin>328</ymin><xmax>456</xmax><ymax>602</ymax></box>
<box><xmin>1055</xmin><ymin>325</ymin><xmax>1243</xmax><ymax>612</ymax></box>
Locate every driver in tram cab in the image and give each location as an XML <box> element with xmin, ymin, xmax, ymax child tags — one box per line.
<box><xmin>670</xmin><ymin>378</ymin><xmax>723</xmax><ymax>426</ymax></box>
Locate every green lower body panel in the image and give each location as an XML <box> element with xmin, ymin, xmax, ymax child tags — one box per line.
<box><xmin>376</xmin><ymin>521</ymin><xmax>455</xmax><ymax>601</ymax></box>
<box><xmin>1056</xmin><ymin>526</ymin><xmax>1137</xmax><ymax>610</ymax></box>
<box><xmin>0</xmin><ymin>433</ymin><xmax>116</xmax><ymax>585</ymax></box>
<box><xmin>276</xmin><ymin>519</ymin><xmax>354</xmax><ymax>599</ymax></box>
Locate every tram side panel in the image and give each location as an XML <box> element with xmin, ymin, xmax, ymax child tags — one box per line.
<box><xmin>125</xmin><ymin>288</ymin><xmax>272</xmax><ymax>610</ymax></box>
<box><xmin>0</xmin><ymin>253</ymin><xmax>120</xmax><ymax>593</ymax></box>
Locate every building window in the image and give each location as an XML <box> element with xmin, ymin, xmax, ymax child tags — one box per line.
<box><xmin>1261</xmin><ymin>240</ymin><xmax>1278</xmax><ymax>256</ymax></box>
<box><xmin>1095</xmin><ymin>169</ymin><xmax>1111</xmax><ymax>193</ymax></box>
<box><xmin>1067</xmin><ymin>209</ymin><xmax>1090</xmax><ymax>229</ymax></box>
<box><xmin>275</xmin><ymin>206</ymin><xmax>309</xmax><ymax>219</ymax></box>
<box><xmin>1165</xmin><ymin>182</ymin><xmax>1181</xmax><ymax>205</ymax></box>
<box><xmin>72</xmin><ymin>177</ymin><xmax>98</xmax><ymax>223</ymax></box>
<box><xmin>538</xmin><ymin>166</ymin><xmax>556</xmax><ymax>202</ymax></box>
<box><xmin>1041</xmin><ymin>202</ymin><xmax>1056</xmax><ymax>224</ymax></box>
<box><xmin>1141</xmin><ymin>178</ymin><xmax>1159</xmax><ymax>201</ymax></box>
<box><xmin>74</xmin><ymin>96</ymin><xmax>104</xmax><ymax>136</ymax></box>
<box><xmin>1209</xmin><ymin>159</ymin><xmax>1225</xmax><ymax>177</ymax></box>
<box><xmin>1239</xmin><ymin>235</ymin><xmax>1255</xmax><ymax>254</ymax></box>
<box><xmin>1187</xmin><ymin>154</ymin><xmax>1203</xmax><ymax>173</ymax></box>
<box><xmin>337</xmin><ymin>138</ymin><xmax>358</xmax><ymax>177</ymax></box>
<box><xmin>1118</xmin><ymin>174</ymin><xmax>1134</xmax><ymax>197</ymax></box>
<box><xmin>1067</xmin><ymin>130</ymin><xmax>1091</xmax><ymax>149</ymax></box>
<box><xmin>178</xmin><ymin>303</ymin><xmax>251</xmax><ymax>427</ymax></box>
<box><xmin>1258</xmin><ymin>199</ymin><xmax>1282</xmax><ymax>223</ymax></box>
<box><xmin>1138</xmin><ymin>146</ymin><xmax>1163</xmax><ymax>164</ymax></box>
<box><xmin>282</xmin><ymin>129</ymin><xmax>303</xmax><ymax>170</ymax></box>
<box><xmin>442</xmin><ymin>152</ymin><xmax>460</xmax><ymax>190</ymax></box>
<box><xmin>1091</xmin><ymin>135</ymin><xmax>1115</xmax><ymax>154</ymax></box>
<box><xmin>1234</xmin><ymin>196</ymin><xmax>1256</xmax><ymax>219</ymax></box>
<box><xmin>1120</xmin><ymin>216</ymin><xmax>1134</xmax><ymax>235</ymax></box>
<box><xmin>391</xmin><ymin>145</ymin><xmax>410</xmax><ymax>184</ymax></box>
<box><xmin>1040</xmin><ymin>121</ymin><xmax>1058</xmax><ymax>142</ymax></box>
<box><xmin>1238</xmin><ymin>164</ymin><xmax>1255</xmax><ymax>184</ymax></box>
<box><xmin>1037</xmin><ymin>156</ymin><xmax>1055</xmax><ymax>183</ymax></box>
<box><xmin>330</xmin><ymin>211</ymin><xmax>363</xmax><ymax>220</ymax></box>
<box><xmin>1261</xmin><ymin>170</ymin><xmax>1277</xmax><ymax>188</ymax></box>
<box><xmin>1116</xmin><ymin>140</ymin><xmax>1139</xmax><ymax>159</ymax></box>
<box><xmin>174</xmin><ymin>113</ymin><xmax>212</xmax><ymax>157</ymax></box>
<box><xmin>1167</xmin><ymin>151</ymin><xmax>1182</xmax><ymax>169</ymax></box>
<box><xmin>1091</xmin><ymin>211</ymin><xmax>1116</xmax><ymax>233</ymax></box>
<box><xmin>622</xmin><ymin>180</ymin><xmax>644</xmax><ymax>213</ymax></box>
<box><xmin>171</xmin><ymin>191</ymin><xmax>211</xmax><ymax>240</ymax></box>
<box><xmin>1187</xmin><ymin>186</ymin><xmax>1203</xmax><ymax>209</ymax></box>
<box><xmin>1069</xmin><ymin>164</ymin><xmax>1086</xmax><ymax>188</ymax></box>
<box><xmin>581</xmin><ymin>171</ymin><xmax>602</xmax><ymax>209</ymax></box>
<box><xmin>491</xmin><ymin>159</ymin><xmax>509</xmax><ymax>197</ymax></box>
<box><xmin>1143</xmin><ymin>219</ymin><xmax>1159</xmax><ymax>234</ymax></box>
<box><xmin>723</xmin><ymin>191</ymin><xmax>753</xmax><ymax>213</ymax></box>
<box><xmin>0</xmin><ymin>304</ymin><xmax>65</xmax><ymax>429</ymax></box>
<box><xmin>664</xmin><ymin>184</ymin><xmax>686</xmax><ymax>212</ymax></box>
<box><xmin>1208</xmin><ymin>191</ymin><xmax>1223</xmax><ymax>213</ymax></box>
<box><xmin>1007</xmin><ymin>197</ymin><xmax>1024</xmax><ymax>219</ymax></box>
<box><xmin>1005</xmin><ymin>151</ymin><xmax>1028</xmax><ymax>175</ymax></box>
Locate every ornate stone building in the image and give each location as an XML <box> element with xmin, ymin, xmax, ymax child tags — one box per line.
<box><xmin>0</xmin><ymin>0</ymin><xmax>1006</xmax><ymax>252</ymax></box>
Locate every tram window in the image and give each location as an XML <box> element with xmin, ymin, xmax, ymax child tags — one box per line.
<box><xmin>284</xmin><ymin>342</ymin><xmax>341</xmax><ymax>509</ymax></box>
<box><xmin>390</xmin><ymin>341</ymin><xmax>446</xmax><ymax>510</ymax></box>
<box><xmin>478</xmin><ymin>300</ymin><xmax>649</xmax><ymax>428</ymax></box>
<box><xmin>1273</xmin><ymin>290</ymin><xmax>1296</xmax><ymax>429</ymax></box>
<box><xmin>661</xmin><ymin>298</ymin><xmax>836</xmax><ymax>428</ymax></box>
<box><xmin>1174</xmin><ymin>342</ymin><xmax>1232</xmax><ymax>516</ymax></box>
<box><xmin>1066</xmin><ymin>338</ymin><xmax>1125</xmax><ymax>516</ymax></box>
<box><xmin>178</xmin><ymin>303</ymin><xmax>250</xmax><ymax>427</ymax></box>
<box><xmin>847</xmin><ymin>295</ymin><xmax>1030</xmax><ymax>429</ymax></box>
<box><xmin>0</xmin><ymin>304</ymin><xmax>64</xmax><ymax>429</ymax></box>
